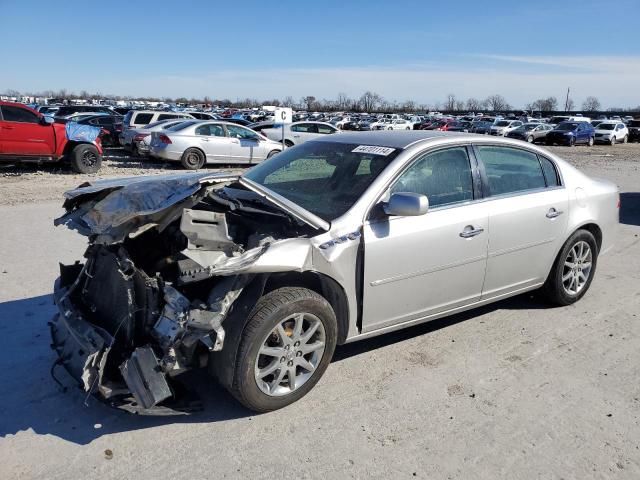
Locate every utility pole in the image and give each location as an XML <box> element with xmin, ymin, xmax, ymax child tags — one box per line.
<box><xmin>564</xmin><ymin>87</ymin><xmax>571</xmax><ymax>112</ymax></box>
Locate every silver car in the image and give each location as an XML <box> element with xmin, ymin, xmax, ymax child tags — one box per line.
<box><xmin>261</xmin><ymin>121</ymin><xmax>339</xmax><ymax>147</ymax></box>
<box><xmin>51</xmin><ymin>131</ymin><xmax>618</xmax><ymax>414</ymax></box>
<box><xmin>120</xmin><ymin>119</ymin><xmax>192</xmax><ymax>155</ymax></box>
<box><xmin>149</xmin><ymin>120</ymin><xmax>283</xmax><ymax>169</ymax></box>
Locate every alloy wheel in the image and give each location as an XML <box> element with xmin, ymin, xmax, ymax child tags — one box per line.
<box><xmin>254</xmin><ymin>313</ymin><xmax>326</xmax><ymax>397</ymax></box>
<box><xmin>562</xmin><ymin>240</ymin><xmax>593</xmax><ymax>295</ymax></box>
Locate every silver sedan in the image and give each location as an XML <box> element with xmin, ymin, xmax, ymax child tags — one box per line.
<box><xmin>149</xmin><ymin>120</ymin><xmax>283</xmax><ymax>169</ymax></box>
<box><xmin>52</xmin><ymin>131</ymin><xmax>619</xmax><ymax>414</ymax></box>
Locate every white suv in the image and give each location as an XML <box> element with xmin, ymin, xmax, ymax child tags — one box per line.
<box><xmin>594</xmin><ymin>122</ymin><xmax>629</xmax><ymax>145</ymax></box>
<box><xmin>123</xmin><ymin>110</ymin><xmax>194</xmax><ymax>130</ymax></box>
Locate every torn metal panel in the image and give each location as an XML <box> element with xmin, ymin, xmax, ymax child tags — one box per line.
<box><xmin>119</xmin><ymin>347</ymin><xmax>172</xmax><ymax>409</ymax></box>
<box><xmin>180</xmin><ymin>208</ymin><xmax>238</xmax><ymax>254</ymax></box>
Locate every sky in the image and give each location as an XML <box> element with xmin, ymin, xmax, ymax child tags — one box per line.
<box><xmin>1</xmin><ymin>0</ymin><xmax>639</xmax><ymax>109</ymax></box>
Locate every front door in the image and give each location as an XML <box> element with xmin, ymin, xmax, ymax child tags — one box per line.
<box><xmin>473</xmin><ymin>145</ymin><xmax>569</xmax><ymax>299</ymax></box>
<box><xmin>0</xmin><ymin>105</ymin><xmax>55</xmax><ymax>156</ymax></box>
<box><xmin>362</xmin><ymin>146</ymin><xmax>489</xmax><ymax>333</ymax></box>
<box><xmin>226</xmin><ymin>124</ymin><xmax>266</xmax><ymax>163</ymax></box>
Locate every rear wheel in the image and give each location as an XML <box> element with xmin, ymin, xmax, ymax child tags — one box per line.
<box><xmin>227</xmin><ymin>287</ymin><xmax>337</xmax><ymax>412</ymax></box>
<box><xmin>180</xmin><ymin>148</ymin><xmax>205</xmax><ymax>170</ymax></box>
<box><xmin>587</xmin><ymin>136</ymin><xmax>594</xmax><ymax>147</ymax></box>
<box><xmin>267</xmin><ymin>149</ymin><xmax>280</xmax><ymax>158</ymax></box>
<box><xmin>70</xmin><ymin>144</ymin><xmax>102</xmax><ymax>174</ymax></box>
<box><xmin>527</xmin><ymin>135</ymin><xmax>534</xmax><ymax>143</ymax></box>
<box><xmin>569</xmin><ymin>137</ymin><xmax>575</xmax><ymax>146</ymax></box>
<box><xmin>542</xmin><ymin>229</ymin><xmax>598</xmax><ymax>306</ymax></box>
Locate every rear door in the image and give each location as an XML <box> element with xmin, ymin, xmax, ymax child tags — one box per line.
<box><xmin>0</xmin><ymin>105</ymin><xmax>55</xmax><ymax>156</ymax></box>
<box><xmin>473</xmin><ymin>144</ymin><xmax>568</xmax><ymax>299</ymax></box>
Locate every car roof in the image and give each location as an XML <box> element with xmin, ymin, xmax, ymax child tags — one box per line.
<box><xmin>311</xmin><ymin>130</ymin><xmax>472</xmax><ymax>149</ymax></box>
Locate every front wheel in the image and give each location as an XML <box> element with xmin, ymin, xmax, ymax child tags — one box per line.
<box><xmin>623</xmin><ymin>135</ymin><xmax>628</xmax><ymax>144</ymax></box>
<box><xmin>228</xmin><ymin>287</ymin><xmax>337</xmax><ymax>412</ymax></box>
<box><xmin>267</xmin><ymin>149</ymin><xmax>280</xmax><ymax>158</ymax></box>
<box><xmin>588</xmin><ymin>136</ymin><xmax>594</xmax><ymax>147</ymax></box>
<box><xmin>542</xmin><ymin>229</ymin><xmax>598</xmax><ymax>306</ymax></box>
<box><xmin>610</xmin><ymin>136</ymin><xmax>616</xmax><ymax>146</ymax></box>
<box><xmin>70</xmin><ymin>144</ymin><xmax>102</xmax><ymax>174</ymax></box>
<box><xmin>527</xmin><ymin>135</ymin><xmax>534</xmax><ymax>143</ymax></box>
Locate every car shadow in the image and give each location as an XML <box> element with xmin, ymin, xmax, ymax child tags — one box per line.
<box><xmin>0</xmin><ymin>294</ymin><xmax>252</xmax><ymax>446</ymax></box>
<box><xmin>0</xmin><ymin>289</ymin><xmax>550</xmax><ymax>445</ymax></box>
<box><xmin>620</xmin><ymin>192</ymin><xmax>640</xmax><ymax>226</ymax></box>
<box><xmin>334</xmin><ymin>291</ymin><xmax>546</xmax><ymax>362</ymax></box>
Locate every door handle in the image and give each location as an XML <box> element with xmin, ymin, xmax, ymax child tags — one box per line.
<box><xmin>459</xmin><ymin>225</ymin><xmax>484</xmax><ymax>238</ymax></box>
<box><xmin>231</xmin><ymin>139</ymin><xmax>240</xmax><ymax>144</ymax></box>
<box><xmin>200</xmin><ymin>138</ymin><xmax>210</xmax><ymax>142</ymax></box>
<box><xmin>293</xmin><ymin>135</ymin><xmax>300</xmax><ymax>138</ymax></box>
<box><xmin>546</xmin><ymin>208</ymin><xmax>564</xmax><ymax>219</ymax></box>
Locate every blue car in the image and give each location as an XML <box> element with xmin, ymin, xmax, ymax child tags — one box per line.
<box><xmin>545</xmin><ymin>121</ymin><xmax>595</xmax><ymax>146</ymax></box>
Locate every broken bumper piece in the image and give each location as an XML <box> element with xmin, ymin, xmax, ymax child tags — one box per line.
<box><xmin>50</xmin><ymin>279</ymin><xmax>202</xmax><ymax>415</ymax></box>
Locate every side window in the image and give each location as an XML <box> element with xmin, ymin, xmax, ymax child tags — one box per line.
<box><xmin>317</xmin><ymin>124</ymin><xmax>336</xmax><ymax>134</ymax></box>
<box><xmin>476</xmin><ymin>146</ymin><xmax>546</xmax><ymax>195</ymax></box>
<box><xmin>195</xmin><ymin>124</ymin><xmax>209</xmax><ymax>136</ymax></box>
<box><xmin>391</xmin><ymin>147</ymin><xmax>474</xmax><ymax>208</ymax></box>
<box><xmin>98</xmin><ymin>117</ymin><xmax>112</xmax><ymax>126</ymax></box>
<box><xmin>208</xmin><ymin>124</ymin><xmax>225</xmax><ymax>137</ymax></box>
<box><xmin>1</xmin><ymin>106</ymin><xmax>39</xmax><ymax>123</ymax></box>
<box><xmin>134</xmin><ymin>113</ymin><xmax>153</xmax><ymax>125</ymax></box>
<box><xmin>539</xmin><ymin>156</ymin><xmax>560</xmax><ymax>187</ymax></box>
<box><xmin>226</xmin><ymin>124</ymin><xmax>258</xmax><ymax>140</ymax></box>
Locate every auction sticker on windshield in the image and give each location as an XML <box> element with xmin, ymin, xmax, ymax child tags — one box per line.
<box><xmin>352</xmin><ymin>145</ymin><xmax>396</xmax><ymax>156</ymax></box>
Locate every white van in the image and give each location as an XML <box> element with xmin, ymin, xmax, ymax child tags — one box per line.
<box><xmin>123</xmin><ymin>110</ymin><xmax>194</xmax><ymax>130</ymax></box>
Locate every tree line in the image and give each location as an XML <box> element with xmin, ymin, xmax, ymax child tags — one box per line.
<box><xmin>3</xmin><ymin>88</ymin><xmax>638</xmax><ymax>113</ymax></box>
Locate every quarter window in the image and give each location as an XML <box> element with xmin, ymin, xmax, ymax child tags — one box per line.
<box><xmin>133</xmin><ymin>113</ymin><xmax>153</xmax><ymax>125</ymax></box>
<box><xmin>539</xmin><ymin>157</ymin><xmax>560</xmax><ymax>187</ymax></box>
<box><xmin>391</xmin><ymin>147</ymin><xmax>474</xmax><ymax>208</ymax></box>
<box><xmin>477</xmin><ymin>146</ymin><xmax>546</xmax><ymax>195</ymax></box>
<box><xmin>317</xmin><ymin>124</ymin><xmax>336</xmax><ymax>134</ymax></box>
<box><xmin>1</xmin><ymin>106</ymin><xmax>39</xmax><ymax>123</ymax></box>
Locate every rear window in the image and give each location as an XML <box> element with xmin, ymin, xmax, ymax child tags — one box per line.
<box><xmin>158</xmin><ymin>114</ymin><xmax>184</xmax><ymax>121</ymax></box>
<box><xmin>133</xmin><ymin>113</ymin><xmax>154</xmax><ymax>125</ymax></box>
<box><xmin>167</xmin><ymin>121</ymin><xmax>197</xmax><ymax>131</ymax></box>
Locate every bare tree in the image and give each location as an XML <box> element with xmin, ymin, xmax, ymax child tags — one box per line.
<box><xmin>527</xmin><ymin>96</ymin><xmax>558</xmax><ymax>112</ymax></box>
<box><xmin>359</xmin><ymin>91</ymin><xmax>382</xmax><ymax>112</ymax></box>
<box><xmin>565</xmin><ymin>98</ymin><xmax>575</xmax><ymax>111</ymax></box>
<box><xmin>302</xmin><ymin>96</ymin><xmax>316</xmax><ymax>111</ymax></box>
<box><xmin>444</xmin><ymin>94</ymin><xmax>457</xmax><ymax>111</ymax></box>
<box><xmin>484</xmin><ymin>94</ymin><xmax>510</xmax><ymax>112</ymax></box>
<box><xmin>282</xmin><ymin>96</ymin><xmax>295</xmax><ymax>108</ymax></box>
<box><xmin>466</xmin><ymin>98</ymin><xmax>482</xmax><ymax>111</ymax></box>
<box><xmin>3</xmin><ymin>89</ymin><xmax>20</xmax><ymax>97</ymax></box>
<box><xmin>582</xmin><ymin>96</ymin><xmax>601</xmax><ymax>112</ymax></box>
<box><xmin>335</xmin><ymin>92</ymin><xmax>351</xmax><ymax>111</ymax></box>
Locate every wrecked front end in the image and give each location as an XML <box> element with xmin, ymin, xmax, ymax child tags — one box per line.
<box><xmin>51</xmin><ymin>172</ymin><xmax>318</xmax><ymax>414</ymax></box>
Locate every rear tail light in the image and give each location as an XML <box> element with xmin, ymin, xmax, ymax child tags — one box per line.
<box><xmin>133</xmin><ymin>133</ymin><xmax>150</xmax><ymax>142</ymax></box>
<box><xmin>158</xmin><ymin>134</ymin><xmax>172</xmax><ymax>144</ymax></box>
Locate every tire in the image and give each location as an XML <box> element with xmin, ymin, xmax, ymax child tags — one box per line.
<box><xmin>527</xmin><ymin>135</ymin><xmax>534</xmax><ymax>143</ymax></box>
<box><xmin>284</xmin><ymin>140</ymin><xmax>294</xmax><ymax>148</ymax></box>
<box><xmin>542</xmin><ymin>229</ymin><xmax>598</xmax><ymax>306</ymax></box>
<box><xmin>227</xmin><ymin>287</ymin><xmax>337</xmax><ymax>412</ymax></box>
<box><xmin>588</xmin><ymin>136</ymin><xmax>594</xmax><ymax>147</ymax></box>
<box><xmin>623</xmin><ymin>135</ymin><xmax>628</xmax><ymax>144</ymax></box>
<box><xmin>180</xmin><ymin>147</ymin><xmax>205</xmax><ymax>170</ymax></box>
<box><xmin>569</xmin><ymin>137</ymin><xmax>575</xmax><ymax>147</ymax></box>
<box><xmin>70</xmin><ymin>144</ymin><xmax>102</xmax><ymax>174</ymax></box>
<box><xmin>405</xmin><ymin>127</ymin><xmax>410</xmax><ymax>130</ymax></box>
<box><xmin>610</xmin><ymin>136</ymin><xmax>616</xmax><ymax>146</ymax></box>
<box><xmin>267</xmin><ymin>149</ymin><xmax>280</xmax><ymax>158</ymax></box>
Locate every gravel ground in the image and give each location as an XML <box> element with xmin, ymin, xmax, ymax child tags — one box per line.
<box><xmin>0</xmin><ymin>142</ymin><xmax>639</xmax><ymax>479</ymax></box>
<box><xmin>0</xmin><ymin>143</ymin><xmax>638</xmax><ymax>206</ymax></box>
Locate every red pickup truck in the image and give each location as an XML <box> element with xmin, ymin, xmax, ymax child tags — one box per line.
<box><xmin>0</xmin><ymin>101</ymin><xmax>103</xmax><ymax>173</ymax></box>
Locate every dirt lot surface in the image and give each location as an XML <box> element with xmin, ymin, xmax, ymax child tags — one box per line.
<box><xmin>0</xmin><ymin>142</ymin><xmax>639</xmax><ymax>479</ymax></box>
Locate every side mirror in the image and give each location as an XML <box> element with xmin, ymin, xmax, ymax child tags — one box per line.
<box><xmin>40</xmin><ymin>116</ymin><xmax>54</xmax><ymax>126</ymax></box>
<box><xmin>383</xmin><ymin>192</ymin><xmax>429</xmax><ymax>217</ymax></box>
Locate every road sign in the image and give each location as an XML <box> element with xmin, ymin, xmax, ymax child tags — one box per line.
<box><xmin>274</xmin><ymin>107</ymin><xmax>292</xmax><ymax>124</ymax></box>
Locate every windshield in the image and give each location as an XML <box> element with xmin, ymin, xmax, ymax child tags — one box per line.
<box><xmin>598</xmin><ymin>124</ymin><xmax>615</xmax><ymax>130</ymax></box>
<box><xmin>243</xmin><ymin>142</ymin><xmax>401</xmax><ymax>221</ymax></box>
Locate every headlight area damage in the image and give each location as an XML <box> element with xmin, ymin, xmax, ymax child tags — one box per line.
<box><xmin>50</xmin><ymin>172</ymin><xmax>322</xmax><ymax>415</ymax></box>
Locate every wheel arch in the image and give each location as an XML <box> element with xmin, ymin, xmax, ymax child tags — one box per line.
<box><xmin>62</xmin><ymin>140</ymin><xmax>99</xmax><ymax>158</ymax></box>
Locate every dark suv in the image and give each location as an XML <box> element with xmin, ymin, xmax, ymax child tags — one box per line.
<box><xmin>546</xmin><ymin>121</ymin><xmax>595</xmax><ymax>146</ymax></box>
<box><xmin>628</xmin><ymin>119</ymin><xmax>640</xmax><ymax>142</ymax></box>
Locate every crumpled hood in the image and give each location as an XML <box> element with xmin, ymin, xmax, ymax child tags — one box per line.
<box><xmin>55</xmin><ymin>172</ymin><xmax>240</xmax><ymax>243</ymax></box>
